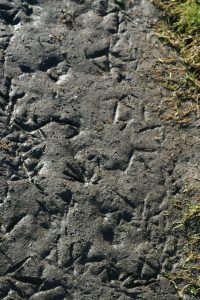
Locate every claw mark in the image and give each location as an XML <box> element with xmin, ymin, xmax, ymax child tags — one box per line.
<box><xmin>7</xmin><ymin>279</ymin><xmax>24</xmax><ymax>298</ymax></box>
<box><xmin>63</xmin><ymin>161</ymin><xmax>85</xmax><ymax>183</ymax></box>
<box><xmin>37</xmin><ymin>129</ymin><xmax>47</xmax><ymax>140</ymax></box>
<box><xmin>5</xmin><ymin>214</ymin><xmax>26</xmax><ymax>234</ymax></box>
<box><xmin>6</xmin><ymin>257</ymin><xmax>31</xmax><ymax>274</ymax></box>
<box><xmin>138</xmin><ymin>124</ymin><xmax>161</xmax><ymax>133</ymax></box>
<box><xmin>0</xmin><ymin>247</ymin><xmax>12</xmax><ymax>262</ymax></box>
<box><xmin>124</xmin><ymin>149</ymin><xmax>135</xmax><ymax>174</ymax></box>
<box><xmin>113</xmin><ymin>189</ymin><xmax>136</xmax><ymax>209</ymax></box>
<box><xmin>5</xmin><ymin>78</ymin><xmax>25</xmax><ymax>125</ymax></box>
<box><xmin>113</xmin><ymin>102</ymin><xmax>120</xmax><ymax>124</ymax></box>
<box><xmin>35</xmin><ymin>199</ymin><xmax>51</xmax><ymax>215</ymax></box>
<box><xmin>11</xmin><ymin>275</ymin><xmax>44</xmax><ymax>286</ymax></box>
<box><xmin>84</xmin><ymin>166</ymin><xmax>100</xmax><ymax>186</ymax></box>
<box><xmin>134</xmin><ymin>146</ymin><xmax>158</xmax><ymax>152</ymax></box>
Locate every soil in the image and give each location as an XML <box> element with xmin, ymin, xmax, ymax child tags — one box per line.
<box><xmin>0</xmin><ymin>0</ymin><xmax>199</xmax><ymax>299</ymax></box>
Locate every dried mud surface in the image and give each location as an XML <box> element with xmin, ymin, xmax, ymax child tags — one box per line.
<box><xmin>0</xmin><ymin>0</ymin><xmax>199</xmax><ymax>299</ymax></box>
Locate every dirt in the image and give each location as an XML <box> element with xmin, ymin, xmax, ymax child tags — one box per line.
<box><xmin>0</xmin><ymin>0</ymin><xmax>199</xmax><ymax>299</ymax></box>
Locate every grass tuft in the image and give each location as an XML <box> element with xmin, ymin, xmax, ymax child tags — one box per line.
<box><xmin>167</xmin><ymin>197</ymin><xmax>200</xmax><ymax>298</ymax></box>
<box><xmin>153</xmin><ymin>1</ymin><xmax>200</xmax><ymax>297</ymax></box>
<box><xmin>153</xmin><ymin>0</ymin><xmax>200</xmax><ymax>124</ymax></box>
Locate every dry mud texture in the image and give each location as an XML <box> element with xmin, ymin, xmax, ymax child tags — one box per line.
<box><xmin>0</xmin><ymin>0</ymin><xmax>199</xmax><ymax>299</ymax></box>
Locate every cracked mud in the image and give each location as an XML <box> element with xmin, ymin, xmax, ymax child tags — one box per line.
<box><xmin>0</xmin><ymin>0</ymin><xmax>199</xmax><ymax>299</ymax></box>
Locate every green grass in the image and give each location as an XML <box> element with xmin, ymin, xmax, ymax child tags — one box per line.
<box><xmin>169</xmin><ymin>200</ymin><xmax>200</xmax><ymax>298</ymax></box>
<box><xmin>153</xmin><ymin>1</ymin><xmax>200</xmax><ymax>298</ymax></box>
<box><xmin>173</xmin><ymin>1</ymin><xmax>200</xmax><ymax>34</ymax></box>
<box><xmin>153</xmin><ymin>0</ymin><xmax>200</xmax><ymax>124</ymax></box>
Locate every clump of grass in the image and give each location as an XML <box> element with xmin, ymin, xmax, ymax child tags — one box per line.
<box><xmin>167</xmin><ymin>196</ymin><xmax>200</xmax><ymax>298</ymax></box>
<box><xmin>153</xmin><ymin>0</ymin><xmax>200</xmax><ymax>123</ymax></box>
<box><xmin>172</xmin><ymin>1</ymin><xmax>200</xmax><ymax>34</ymax></box>
<box><xmin>153</xmin><ymin>2</ymin><xmax>200</xmax><ymax>284</ymax></box>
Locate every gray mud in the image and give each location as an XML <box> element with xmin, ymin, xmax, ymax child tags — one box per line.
<box><xmin>0</xmin><ymin>0</ymin><xmax>199</xmax><ymax>299</ymax></box>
